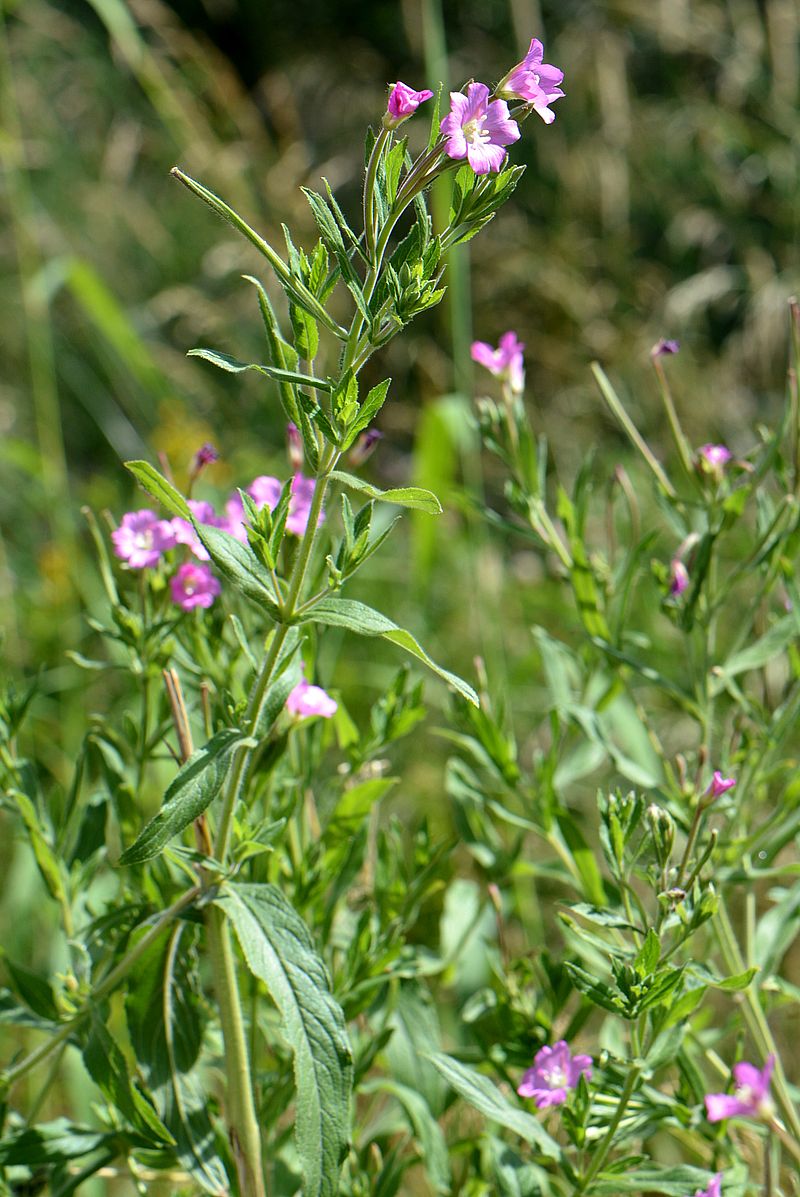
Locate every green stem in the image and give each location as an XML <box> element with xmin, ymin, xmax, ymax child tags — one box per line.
<box><xmin>715</xmin><ymin>897</ymin><xmax>800</xmax><ymax>1141</ymax></box>
<box><xmin>204</xmin><ymin>905</ymin><xmax>265</xmax><ymax>1197</ymax></box>
<box><xmin>576</xmin><ymin>1064</ymin><xmax>641</xmax><ymax>1193</ymax></box>
<box><xmin>364</xmin><ymin>127</ymin><xmax>391</xmax><ymax>260</ymax></box>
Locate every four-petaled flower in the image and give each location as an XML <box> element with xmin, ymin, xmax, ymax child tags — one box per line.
<box><xmin>686</xmin><ymin>1175</ymin><xmax>723</xmax><ymax>1197</ymax></box>
<box><xmin>471</xmin><ymin>331</ymin><xmax>525</xmax><ymax>394</ymax></box>
<box><xmin>169</xmin><ymin>562</ymin><xmax>221</xmax><ymax>611</ymax></box>
<box><xmin>385</xmin><ymin>81</ymin><xmax>434</xmax><ymax>128</ymax></box>
<box><xmin>286</xmin><ymin>678</ymin><xmax>338</xmax><ymax>720</ymax></box>
<box><xmin>440</xmin><ymin>82</ymin><xmax>520</xmax><ymax>175</ymax></box>
<box><xmin>517</xmin><ymin>1041</ymin><xmax>592</xmax><ymax>1108</ymax></box>
<box><xmin>705</xmin><ymin>1056</ymin><xmax>775</xmax><ymax>1122</ymax></box>
<box><xmin>112</xmin><ymin>510</ymin><xmax>176</xmax><ymax>569</ymax></box>
<box><xmin>496</xmin><ymin>38</ymin><xmax>565</xmax><ymax>125</ymax></box>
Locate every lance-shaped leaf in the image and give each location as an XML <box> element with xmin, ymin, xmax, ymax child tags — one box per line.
<box><xmin>126</xmin><ymin>460</ymin><xmax>192</xmax><ymax>520</ymax></box>
<box><xmin>170</xmin><ymin>168</ymin><xmax>345</xmax><ymax>337</ymax></box>
<box><xmin>191</xmin><ymin>521</ymin><xmax>281</xmax><ymax>614</ymax></box>
<box><xmin>187</xmin><ymin>348</ymin><xmax>332</xmax><ymax>393</ymax></box>
<box><xmin>425</xmin><ymin>1052</ymin><xmax>561</xmax><ymax>1161</ymax></box>
<box><xmin>298</xmin><ymin>597</ymin><xmax>478</xmax><ymax>705</ymax></box>
<box><xmin>340</xmin><ymin>378</ymin><xmax>391</xmax><ymax>450</ymax></box>
<box><xmin>82</xmin><ymin>1012</ymin><xmax>174</xmax><ymax>1144</ymax></box>
<box><xmin>120</xmin><ymin>729</ymin><xmax>244</xmax><ymax>865</ymax></box>
<box><xmin>216</xmin><ymin>883</ymin><xmax>353</xmax><ymax>1197</ymax></box>
<box><xmin>330</xmin><ymin>471</ymin><xmax>442</xmax><ymax>514</ymax></box>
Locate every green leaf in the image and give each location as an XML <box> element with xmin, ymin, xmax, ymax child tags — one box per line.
<box><xmin>340</xmin><ymin>378</ymin><xmax>391</xmax><ymax>449</ymax></box>
<box><xmin>556</xmin><ymin>813</ymin><xmax>606</xmax><ymax>905</ymax></box>
<box><xmin>301</xmin><ymin>187</ymin><xmax>345</xmax><ymax>252</ymax></box>
<box><xmin>634</xmin><ymin>928</ymin><xmax>661</xmax><ymax>977</ymax></box>
<box><xmin>191</xmin><ymin>523</ymin><xmax>281</xmax><ymax>613</ymax></box>
<box><xmin>330</xmin><ymin>471</ymin><xmax>442</xmax><ymax>514</ymax></box>
<box><xmin>592</xmin><ymin>1165</ymin><xmax>730</xmax><ymax>1195</ymax></box>
<box><xmin>6</xmin><ymin>789</ymin><xmax>67</xmax><ymax>908</ymax></box>
<box><xmin>0</xmin><ymin>1120</ymin><xmax>113</xmax><ymax>1165</ymax></box>
<box><xmin>125</xmin><ymin>459</ymin><xmax>192</xmax><ymax>519</ymax></box>
<box><xmin>298</xmin><ymin>596</ymin><xmax>478</xmax><ymax>705</ymax></box>
<box><xmin>425</xmin><ymin>1052</ymin><xmax>561</xmax><ymax>1161</ymax></box>
<box><xmin>711</xmin><ymin>614</ymin><xmax>798</xmax><ymax>695</ymax></box>
<box><xmin>170</xmin><ymin>168</ymin><xmax>345</xmax><ymax>337</ymax></box>
<box><xmin>3</xmin><ymin>955</ymin><xmax>60</xmax><ymax>1021</ymax></box>
<box><xmin>82</xmin><ymin>1012</ymin><xmax>173</xmax><ymax>1143</ymax></box>
<box><xmin>361</xmin><ymin>1079</ymin><xmax>451</xmax><ymax>1194</ymax></box>
<box><xmin>216</xmin><ymin>883</ymin><xmax>353</xmax><ymax>1197</ymax></box>
<box><xmin>120</xmin><ymin>729</ymin><xmax>243</xmax><ymax>865</ymax></box>
<box><xmin>187</xmin><ymin>347</ymin><xmax>332</xmax><ymax>392</ymax></box>
<box><xmin>126</xmin><ymin>925</ymin><xmax>230</xmax><ymax>1193</ymax></box>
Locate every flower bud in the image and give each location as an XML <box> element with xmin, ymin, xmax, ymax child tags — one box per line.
<box><xmin>287</xmin><ymin>422</ymin><xmax>304</xmax><ymax>472</ymax></box>
<box><xmin>383</xmin><ymin>81</ymin><xmax>434</xmax><ymax>130</ymax></box>
<box><xmin>348</xmin><ymin>429</ymin><xmax>382</xmax><ymax>467</ymax></box>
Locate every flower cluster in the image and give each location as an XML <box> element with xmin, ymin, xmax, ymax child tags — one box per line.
<box><xmin>112</xmin><ymin>471</ymin><xmax>324</xmax><ymax>611</ymax></box>
<box><xmin>384</xmin><ymin>36</ymin><xmax>564</xmax><ymax>180</ymax></box>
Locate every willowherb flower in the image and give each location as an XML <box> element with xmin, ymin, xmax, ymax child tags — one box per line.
<box><xmin>287</xmin><ymin>422</ymin><xmax>304</xmax><ymax>472</ymax></box>
<box><xmin>517</xmin><ymin>1041</ymin><xmax>592</xmax><ymax>1108</ymax></box>
<box><xmin>496</xmin><ymin>38</ymin><xmax>565</xmax><ymax>125</ymax></box>
<box><xmin>705</xmin><ymin>1056</ymin><xmax>775</xmax><ymax>1122</ymax></box>
<box><xmin>685</xmin><ymin>1176</ymin><xmax>722</xmax><ymax>1197</ymax></box>
<box><xmin>286</xmin><ymin>473</ymin><xmax>324</xmax><ymax>536</ymax></box>
<box><xmin>224</xmin><ymin>473</ymin><xmax>325</xmax><ymax>541</ymax></box>
<box><xmin>440</xmin><ymin>83</ymin><xmax>520</xmax><ymax>175</ymax></box>
<box><xmin>112</xmin><ymin>510</ymin><xmax>176</xmax><ymax>569</ymax></box>
<box><xmin>705</xmin><ymin>771</ymin><xmax>736</xmax><ymax>802</ymax></box>
<box><xmin>190</xmin><ymin>442</ymin><xmax>219</xmax><ymax>474</ymax></box>
<box><xmin>669</xmin><ymin>558</ymin><xmax>689</xmax><ymax>597</ymax></box>
<box><xmin>651</xmin><ymin>338</ymin><xmax>680</xmax><ymax>358</ymax></box>
<box><xmin>384</xmin><ymin>81</ymin><xmax>434</xmax><ymax>129</ymax></box>
<box><xmin>169</xmin><ymin>562</ymin><xmax>221</xmax><ymax>611</ymax></box>
<box><xmin>286</xmin><ymin>678</ymin><xmax>338</xmax><ymax>719</ymax></box>
<box><xmin>696</xmin><ymin>443</ymin><xmax>732</xmax><ymax>485</ymax></box>
<box><xmin>471</xmin><ymin>331</ymin><xmax>525</xmax><ymax>394</ymax></box>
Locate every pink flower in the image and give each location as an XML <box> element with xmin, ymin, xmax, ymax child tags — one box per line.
<box><xmin>686</xmin><ymin>1176</ymin><xmax>723</xmax><ymax>1197</ymax></box>
<box><xmin>705</xmin><ymin>771</ymin><xmax>736</xmax><ymax>801</ymax></box>
<box><xmin>496</xmin><ymin>38</ymin><xmax>565</xmax><ymax>125</ymax></box>
<box><xmin>517</xmin><ymin>1041</ymin><xmax>592</xmax><ymax>1109</ymax></box>
<box><xmin>669</xmin><ymin>559</ymin><xmax>689</xmax><ymax>597</ymax></box>
<box><xmin>440</xmin><ymin>83</ymin><xmax>521</xmax><ymax>175</ymax></box>
<box><xmin>248</xmin><ymin>475</ymin><xmax>283</xmax><ymax>510</ymax></box>
<box><xmin>190</xmin><ymin>442</ymin><xmax>218</xmax><ymax>473</ymax></box>
<box><xmin>223</xmin><ymin>473</ymin><xmax>324</xmax><ymax>540</ymax></box>
<box><xmin>471</xmin><ymin>331</ymin><xmax>525</xmax><ymax>393</ymax></box>
<box><xmin>705</xmin><ymin>1056</ymin><xmax>775</xmax><ymax>1122</ymax></box>
<box><xmin>698</xmin><ymin>444</ymin><xmax>731</xmax><ymax>469</ymax></box>
<box><xmin>286</xmin><ymin>473</ymin><xmax>323</xmax><ymax>536</ymax></box>
<box><xmin>286</xmin><ymin>678</ymin><xmax>338</xmax><ymax>720</ymax></box>
<box><xmin>287</xmin><ymin>422</ymin><xmax>304</xmax><ymax>472</ymax></box>
<box><xmin>651</xmin><ymin>338</ymin><xmax>680</xmax><ymax>357</ymax></box>
<box><xmin>169</xmin><ymin>562</ymin><xmax>221</xmax><ymax>611</ymax></box>
<box><xmin>112</xmin><ymin>510</ymin><xmax>176</xmax><ymax>569</ymax></box>
<box><xmin>349</xmin><ymin>428</ymin><xmax>383</xmax><ymax>467</ymax></box>
<box><xmin>384</xmin><ymin>81</ymin><xmax>434</xmax><ymax>128</ymax></box>
<box><xmin>222</xmin><ymin>493</ymin><xmax>248</xmax><ymax>542</ymax></box>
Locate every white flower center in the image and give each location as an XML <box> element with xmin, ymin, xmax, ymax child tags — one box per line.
<box><xmin>543</xmin><ymin>1065</ymin><xmax>567</xmax><ymax>1088</ymax></box>
<box><xmin>462</xmin><ymin>116</ymin><xmax>490</xmax><ymax>147</ymax></box>
<box><xmin>133</xmin><ymin>531</ymin><xmax>153</xmax><ymax>550</ymax></box>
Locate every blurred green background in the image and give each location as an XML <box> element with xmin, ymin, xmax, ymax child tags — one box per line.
<box><xmin>0</xmin><ymin>0</ymin><xmax>797</xmax><ymax>813</ymax></box>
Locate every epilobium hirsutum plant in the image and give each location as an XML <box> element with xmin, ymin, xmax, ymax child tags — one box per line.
<box><xmin>0</xmin><ymin>44</ymin><xmax>564</xmax><ymax>1197</ymax></box>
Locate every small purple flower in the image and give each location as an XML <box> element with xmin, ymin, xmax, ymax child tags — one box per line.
<box><xmin>171</xmin><ymin>499</ymin><xmax>224</xmax><ymax>561</ymax></box>
<box><xmin>191</xmin><ymin>442</ymin><xmax>218</xmax><ymax>472</ymax></box>
<box><xmin>223</xmin><ymin>493</ymin><xmax>248</xmax><ymax>542</ymax></box>
<box><xmin>112</xmin><ymin>510</ymin><xmax>176</xmax><ymax>569</ymax></box>
<box><xmin>669</xmin><ymin>559</ymin><xmax>689</xmax><ymax>597</ymax></box>
<box><xmin>687</xmin><ymin>1176</ymin><xmax>723</xmax><ymax>1197</ymax></box>
<box><xmin>169</xmin><ymin>562</ymin><xmax>221</xmax><ymax>611</ymax></box>
<box><xmin>496</xmin><ymin>38</ymin><xmax>565</xmax><ymax>125</ymax></box>
<box><xmin>651</xmin><ymin>338</ymin><xmax>680</xmax><ymax>358</ymax></box>
<box><xmin>471</xmin><ymin>331</ymin><xmax>525</xmax><ymax>393</ymax></box>
<box><xmin>440</xmin><ymin>83</ymin><xmax>521</xmax><ymax>175</ymax></box>
<box><xmin>698</xmin><ymin>444</ymin><xmax>731</xmax><ymax>469</ymax></box>
<box><xmin>286</xmin><ymin>678</ymin><xmax>338</xmax><ymax>720</ymax></box>
<box><xmin>517</xmin><ymin>1041</ymin><xmax>592</xmax><ymax>1109</ymax></box>
<box><xmin>384</xmin><ymin>81</ymin><xmax>434</xmax><ymax>128</ymax></box>
<box><xmin>248</xmin><ymin>475</ymin><xmax>283</xmax><ymax>511</ymax></box>
<box><xmin>705</xmin><ymin>1056</ymin><xmax>775</xmax><ymax>1123</ymax></box>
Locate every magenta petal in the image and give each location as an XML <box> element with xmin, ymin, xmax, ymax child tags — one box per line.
<box><xmin>463</xmin><ymin>81</ymin><xmax>491</xmax><ymax>117</ymax></box>
<box><xmin>523</xmin><ymin>38</ymin><xmax>544</xmax><ymax>67</ymax></box>
<box><xmin>705</xmin><ymin>1093</ymin><xmax>746</xmax><ymax>1122</ymax></box>
<box><xmin>467</xmin><ymin>142</ymin><xmax>508</xmax><ymax>174</ymax></box>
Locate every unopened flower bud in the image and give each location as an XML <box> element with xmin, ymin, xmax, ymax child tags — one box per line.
<box><xmin>669</xmin><ymin>559</ymin><xmax>689</xmax><ymax>597</ymax></box>
<box><xmin>349</xmin><ymin>429</ymin><xmax>382</xmax><ymax>467</ymax></box>
<box><xmin>700</xmin><ymin>770</ymin><xmax>736</xmax><ymax>808</ymax></box>
<box><xmin>383</xmin><ymin>81</ymin><xmax>434</xmax><ymax>130</ymax></box>
<box><xmin>646</xmin><ymin>803</ymin><xmax>675</xmax><ymax>867</ymax></box>
<box><xmin>189</xmin><ymin>442</ymin><xmax>219</xmax><ymax>483</ymax></box>
<box><xmin>287</xmin><ymin>422</ymin><xmax>304</xmax><ymax>472</ymax></box>
<box><xmin>696</xmin><ymin>443</ymin><xmax>732</xmax><ymax>485</ymax></box>
<box><xmin>650</xmin><ymin>338</ymin><xmax>680</xmax><ymax>358</ymax></box>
